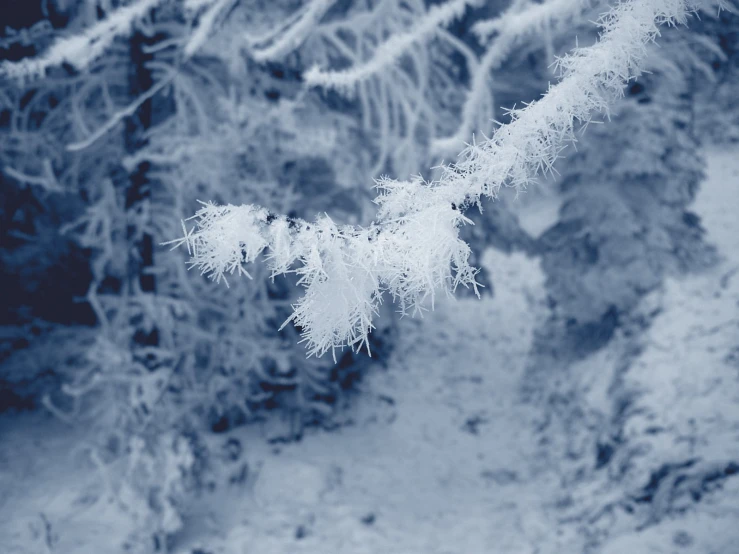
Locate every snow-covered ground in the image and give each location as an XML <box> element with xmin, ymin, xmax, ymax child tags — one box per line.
<box><xmin>1</xmin><ymin>147</ymin><xmax>738</xmax><ymax>553</ymax></box>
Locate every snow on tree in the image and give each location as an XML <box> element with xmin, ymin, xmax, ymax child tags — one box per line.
<box><xmin>167</xmin><ymin>0</ymin><xmax>729</xmax><ymax>358</ymax></box>
<box><xmin>0</xmin><ymin>1</ymin><xmax>736</xmax><ymax>547</ymax></box>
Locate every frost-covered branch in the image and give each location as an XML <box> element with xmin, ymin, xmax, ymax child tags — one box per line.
<box><xmin>432</xmin><ymin>0</ymin><xmax>593</xmax><ymax>155</ymax></box>
<box><xmin>168</xmin><ymin>199</ymin><xmax>477</xmax><ymax>359</ymax></box>
<box><xmin>304</xmin><ymin>0</ymin><xmax>480</xmax><ymax>89</ymax></box>
<box><xmin>277</xmin><ymin>0</ymin><xmax>477</xmax><ymax>175</ymax></box>
<box><xmin>183</xmin><ymin>0</ymin><xmax>238</xmax><ymax>59</ymax></box>
<box><xmin>67</xmin><ymin>73</ymin><xmax>174</xmax><ymax>152</ymax></box>
<box><xmin>0</xmin><ymin>0</ymin><xmax>166</xmax><ymax>79</ymax></box>
<box><xmin>174</xmin><ymin>0</ymin><xmax>708</xmax><ymax>358</ymax></box>
<box><xmin>247</xmin><ymin>0</ymin><xmax>339</xmax><ymax>62</ymax></box>
<box><xmin>473</xmin><ymin>0</ymin><xmax>589</xmax><ymax>40</ymax></box>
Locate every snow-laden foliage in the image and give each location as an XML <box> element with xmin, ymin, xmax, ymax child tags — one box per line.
<box><xmin>0</xmin><ymin>1</ymin><xmax>735</xmax><ymax>549</ymax></box>
<box><xmin>176</xmin><ymin>0</ymin><xmax>716</xmax><ymax>358</ymax></box>
<box><xmin>172</xmin><ymin>198</ymin><xmax>476</xmax><ymax>358</ymax></box>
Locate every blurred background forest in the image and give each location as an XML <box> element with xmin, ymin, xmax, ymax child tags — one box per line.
<box><xmin>1</xmin><ymin>1</ymin><xmax>738</xmax><ymax>552</ymax></box>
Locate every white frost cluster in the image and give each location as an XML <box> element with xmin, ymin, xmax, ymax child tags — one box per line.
<box><xmin>174</xmin><ymin>0</ymin><xmax>711</xmax><ymax>357</ymax></box>
<box><xmin>170</xmin><ymin>197</ymin><xmax>477</xmax><ymax>359</ymax></box>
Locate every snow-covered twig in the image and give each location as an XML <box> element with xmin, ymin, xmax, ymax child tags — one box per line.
<box><xmin>248</xmin><ymin>0</ymin><xmax>338</xmax><ymax>62</ymax></box>
<box><xmin>183</xmin><ymin>0</ymin><xmax>238</xmax><ymax>59</ymax></box>
<box><xmin>67</xmin><ymin>73</ymin><xmax>174</xmax><ymax>152</ymax></box>
<box><xmin>173</xmin><ymin>0</ymin><xmax>708</xmax><ymax>357</ymax></box>
<box><xmin>166</xmin><ymin>198</ymin><xmax>477</xmax><ymax>360</ymax></box>
<box><xmin>304</xmin><ymin>0</ymin><xmax>480</xmax><ymax>89</ymax></box>
<box><xmin>0</xmin><ymin>0</ymin><xmax>166</xmax><ymax>80</ymax></box>
<box><xmin>473</xmin><ymin>0</ymin><xmax>588</xmax><ymax>40</ymax></box>
<box><xmin>432</xmin><ymin>0</ymin><xmax>593</xmax><ymax>156</ymax></box>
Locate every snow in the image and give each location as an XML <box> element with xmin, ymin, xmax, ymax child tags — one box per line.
<box><xmin>0</xmin><ymin>415</ymin><xmax>137</xmax><ymax>553</ymax></box>
<box><xmin>1</xmin><ymin>146</ymin><xmax>738</xmax><ymax>552</ymax></box>
<box><xmin>506</xmin><ymin>177</ymin><xmax>562</xmax><ymax>239</ymax></box>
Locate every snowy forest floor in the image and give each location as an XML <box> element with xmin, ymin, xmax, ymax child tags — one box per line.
<box><xmin>1</xmin><ymin>146</ymin><xmax>738</xmax><ymax>554</ymax></box>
